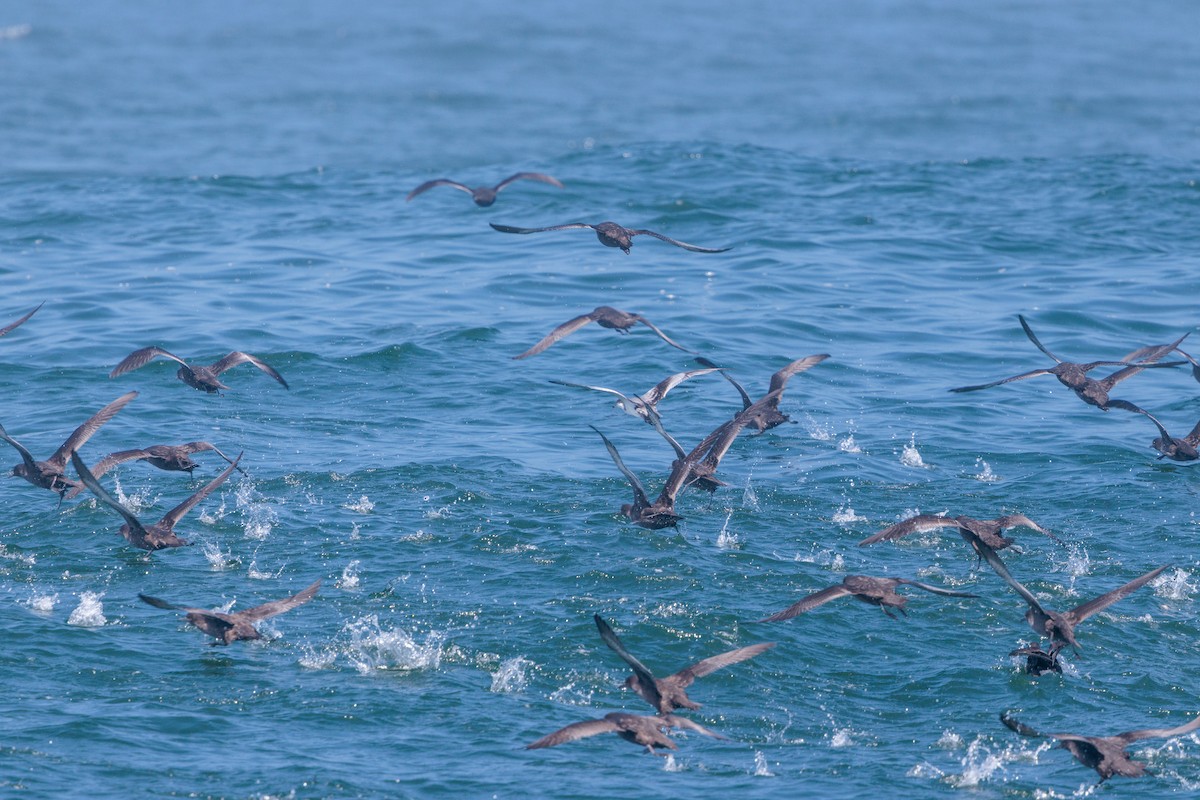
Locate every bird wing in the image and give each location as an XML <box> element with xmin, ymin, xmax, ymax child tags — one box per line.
<box><xmin>691</xmin><ymin>415</ymin><xmax>751</xmax><ymax>473</ymax></box>
<box><xmin>857</xmin><ymin>515</ymin><xmax>959</xmax><ymax>546</ymax></box>
<box><xmin>405</xmin><ymin>179</ymin><xmax>472</xmax><ymax>201</ymax></box>
<box><xmin>1183</xmin><ymin>417</ymin><xmax>1200</xmax><ymax>447</ymax></box>
<box><xmin>48</xmin><ymin>392</ymin><xmax>138</xmax><ymax>468</ymax></box>
<box><xmin>695</xmin><ymin>357</ymin><xmax>753</xmax><ymax>410</ymax></box>
<box><xmin>631</xmin><ymin>316</ymin><xmax>696</xmax><ymax>354</ymax></box>
<box><xmin>639</xmin><ymin>368</ymin><xmax>720</xmax><ymax>407</ymax></box>
<box><xmin>70</xmin><ymin>451</ymin><xmax>151</xmax><ymax>539</ymax></box>
<box><xmin>512</xmin><ymin>313</ymin><xmax>596</xmax><ymax>359</ymax></box>
<box><xmin>159</xmin><ymin>453</ymin><xmax>242</xmax><ymax>528</ymax></box>
<box><xmin>1017</xmin><ymin>315</ymin><xmax>1063</xmax><ymax>363</ymax></box>
<box><xmin>0</xmin><ymin>422</ymin><xmax>40</xmax><ymax>474</ymax></box>
<box><xmin>110</xmin><ymin>346</ymin><xmax>189</xmax><ymax>378</ymax></box>
<box><xmin>239</xmin><ymin>579</ymin><xmax>321</xmax><ymax>622</ymax></box>
<box><xmin>593</xmin><ymin>615</ymin><xmax>661</xmax><ymax>703</ymax></box>
<box><xmin>548</xmin><ymin>379</ymin><xmax>631</xmax><ymax>404</ymax></box>
<box><xmin>628</xmin><ymin>228</ymin><xmax>730</xmax><ymax>253</ymax></box>
<box><xmin>87</xmin><ymin>448</ymin><xmax>154</xmax><ymax>477</ymax></box>
<box><xmin>590</xmin><ymin>426</ymin><xmax>650</xmax><ymax>508</ymax></box>
<box><xmin>209</xmin><ymin>352</ymin><xmax>289</xmax><ymax>388</ymax></box>
<box><xmin>1000</xmin><ymin>712</ymin><xmax>1045</xmax><ymax>738</ymax></box>
<box><xmin>757</xmin><ymin>585</ymin><xmax>854</xmax><ymax>622</ymax></box>
<box><xmin>0</xmin><ymin>301</ymin><xmax>44</xmax><ymax>337</ymax></box>
<box><xmin>995</xmin><ymin>514</ymin><xmax>1062</xmax><ymax>544</ymax></box>
<box><xmin>674</xmin><ymin>642</ymin><xmax>775</xmax><ymax>684</ymax></box>
<box><xmin>767</xmin><ymin>354</ymin><xmax>831</xmax><ymax>394</ymax></box>
<box><xmin>975</xmin><ymin>542</ymin><xmax>1051</xmax><ymax>616</ymax></box>
<box><xmin>490</xmin><ymin>222</ymin><xmax>594</xmax><ymax>235</ymax></box>
<box><xmin>526</xmin><ymin>717</ymin><xmax>621</xmax><ymax>749</ymax></box>
<box><xmin>948</xmin><ymin>369</ymin><xmax>1054</xmax><ymax>393</ymax></box>
<box><xmin>138</xmin><ymin>593</ymin><xmax>190</xmax><ymax>612</ymax></box>
<box><xmin>1118</xmin><ymin>713</ymin><xmax>1200</xmax><ymax>744</ymax></box>
<box><xmin>647</xmin><ymin>412</ymin><xmax>687</xmax><ymax>461</ymax></box>
<box><xmin>494</xmin><ymin>172</ymin><xmax>564</xmax><ymax>192</ymax></box>
<box><xmin>896</xmin><ymin>579</ymin><xmax>979</xmax><ymax>599</ymax></box>
<box><xmin>661</xmin><ymin>714</ymin><xmax>727</xmax><ymax>740</ymax></box>
<box><xmin>1066</xmin><ymin>564</ymin><xmax>1168</xmax><ymax>625</ymax></box>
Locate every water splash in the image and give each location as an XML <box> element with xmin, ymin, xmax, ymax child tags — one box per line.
<box><xmin>336</xmin><ymin>560</ymin><xmax>362</xmax><ymax>590</ymax></box>
<box><xmin>489</xmin><ymin>656</ymin><xmax>531</xmax><ymax>693</ymax></box>
<box><xmin>973</xmin><ymin>458</ymin><xmax>999</xmax><ymax>482</ymax></box>
<box><xmin>235</xmin><ymin>480</ymin><xmax>277</xmax><ymax>540</ymax></box>
<box><xmin>247</xmin><ymin>559</ymin><xmax>283</xmax><ymax>580</ymax></box>
<box><xmin>753</xmin><ymin>750</ymin><xmax>774</xmax><ymax>777</ymax></box>
<box><xmin>67</xmin><ymin>591</ymin><xmax>107</xmax><ymax>627</ymax></box>
<box><xmin>0</xmin><ymin>544</ymin><xmax>36</xmax><ymax>567</ymax></box>
<box><xmin>548</xmin><ymin>681</ymin><xmax>594</xmax><ymax>706</ymax></box>
<box><xmin>716</xmin><ymin>508</ymin><xmax>742</xmax><ymax>549</ymax></box>
<box><xmin>1153</xmin><ymin>567</ymin><xmax>1195</xmax><ymax>601</ymax></box>
<box><xmin>662</xmin><ymin>753</ymin><xmax>684</xmax><ymax>772</ymax></box>
<box><xmin>342</xmin><ymin>615</ymin><xmax>444</xmax><ymax>674</ymax></box>
<box><xmin>832</xmin><ymin>505</ymin><xmax>865</xmax><ymax>524</ymax></box>
<box><xmin>742</xmin><ymin>480</ymin><xmax>759</xmax><ymax>511</ymax></box>
<box><xmin>838</xmin><ymin>434</ymin><xmax>861</xmax><ymax>453</ymax></box>
<box><xmin>24</xmin><ymin>592</ymin><xmax>57</xmax><ymax>615</ymax></box>
<box><xmin>202</xmin><ymin>542</ymin><xmax>238</xmax><ymax>571</ymax></box>
<box><xmin>948</xmin><ymin>735</ymin><xmax>1008</xmax><ymax>787</ymax></box>
<box><xmin>900</xmin><ymin>434</ymin><xmax>926</xmax><ymax>468</ymax></box>
<box><xmin>343</xmin><ymin>495</ymin><xmax>374</xmax><ymax>513</ymax></box>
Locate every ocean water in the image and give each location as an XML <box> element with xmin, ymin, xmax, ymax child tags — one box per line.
<box><xmin>3</xmin><ymin>2</ymin><xmax>1200</xmax><ymax>798</ymax></box>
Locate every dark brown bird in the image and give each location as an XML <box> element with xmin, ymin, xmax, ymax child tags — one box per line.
<box><xmin>110</xmin><ymin>346</ymin><xmax>288</xmax><ymax>394</ymax></box>
<box><xmin>1009</xmin><ymin>641</ymin><xmax>1066</xmax><ymax>676</ymax></box>
<box><xmin>591</xmin><ymin>425</ymin><xmax>690</xmax><ymax>529</ymax></box>
<box><xmin>949</xmin><ymin>316</ymin><xmax>1185</xmax><ymax>413</ymax></box>
<box><xmin>526</xmin><ymin>712</ymin><xmax>724</xmax><ymax>755</ymax></box>
<box><xmin>406</xmin><ymin>172</ymin><xmax>563</xmax><ymax>207</ymax></box>
<box><xmin>71</xmin><ymin>450</ymin><xmax>242</xmax><ymax>551</ymax></box>
<box><xmin>1133</xmin><ymin>409</ymin><xmax>1200</xmax><ymax>462</ymax></box>
<box><xmin>1000</xmin><ymin>710</ymin><xmax>1200</xmax><ymax>781</ymax></box>
<box><xmin>0</xmin><ymin>391</ymin><xmax>137</xmax><ymax>500</ymax></box>
<box><xmin>515</xmin><ymin>306</ymin><xmax>694</xmax><ymax>360</ymax></box>
<box><xmin>696</xmin><ymin>354</ymin><xmax>830</xmax><ymax>432</ymax></box>
<box><xmin>139</xmin><ymin>579</ymin><xmax>320</xmax><ymax>645</ymax></box>
<box><xmin>1123</xmin><ymin>339</ymin><xmax>1200</xmax><ymax>384</ymax></box>
<box><xmin>758</xmin><ymin>575</ymin><xmax>978</xmax><ymax>622</ymax></box>
<box><xmin>594</xmin><ymin>614</ymin><xmax>774</xmax><ymax>714</ymax></box>
<box><xmin>64</xmin><ymin>441</ymin><xmax>246</xmax><ymax>499</ymax></box>
<box><xmin>977</xmin><ymin>546</ymin><xmax>1168</xmax><ymax>652</ymax></box>
<box><xmin>490</xmin><ymin>220</ymin><xmax>730</xmax><ymax>254</ymax></box>
<box><xmin>858</xmin><ymin>513</ymin><xmax>1059</xmax><ymax>553</ymax></box>
<box><xmin>549</xmin><ymin>367</ymin><xmax>721</xmax><ymax>425</ymax></box>
<box><xmin>0</xmin><ymin>302</ymin><xmax>43</xmax><ymax>337</ymax></box>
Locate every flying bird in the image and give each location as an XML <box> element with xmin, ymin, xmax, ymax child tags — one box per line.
<box><xmin>549</xmin><ymin>367</ymin><xmax>721</xmax><ymax>424</ymax></box>
<box><xmin>139</xmin><ymin>579</ymin><xmax>321</xmax><ymax>645</ymax></box>
<box><xmin>594</xmin><ymin>614</ymin><xmax>774</xmax><ymax>714</ymax></box>
<box><xmin>405</xmin><ymin>172</ymin><xmax>563</xmax><ymax>206</ymax></box>
<box><xmin>977</xmin><ymin>546</ymin><xmax>1168</xmax><ymax>652</ymax></box>
<box><xmin>526</xmin><ymin>712</ymin><xmax>724</xmax><ymax>755</ymax></box>
<box><xmin>1000</xmin><ymin>710</ymin><xmax>1200</xmax><ymax>781</ymax></box>
<box><xmin>0</xmin><ymin>391</ymin><xmax>137</xmax><ymax>500</ymax></box>
<box><xmin>110</xmin><ymin>347</ymin><xmax>288</xmax><ymax>394</ymax></box>
<box><xmin>71</xmin><ymin>450</ymin><xmax>242</xmax><ymax>551</ymax></box>
<box><xmin>64</xmin><ymin>441</ymin><xmax>245</xmax><ymax>500</ymax></box>
<box><xmin>758</xmin><ymin>575</ymin><xmax>978</xmax><ymax>622</ymax></box>
<box><xmin>949</xmin><ymin>316</ymin><xmax>1185</xmax><ymax>413</ymax></box>
<box><xmin>490</xmin><ymin>220</ymin><xmax>730</xmax><ymax>254</ymax></box>
<box><xmin>696</xmin><ymin>354</ymin><xmax>830</xmax><ymax>432</ymax></box>
<box><xmin>0</xmin><ymin>302</ymin><xmax>43</xmax><ymax>337</ymax></box>
<box><xmin>858</xmin><ymin>513</ymin><xmax>1059</xmax><ymax>553</ymax></box>
<box><xmin>1132</xmin><ymin>409</ymin><xmax>1200</xmax><ymax>462</ymax></box>
<box><xmin>514</xmin><ymin>306</ymin><xmax>694</xmax><ymax>360</ymax></box>
<box><xmin>591</xmin><ymin>425</ymin><xmax>691</xmax><ymax>529</ymax></box>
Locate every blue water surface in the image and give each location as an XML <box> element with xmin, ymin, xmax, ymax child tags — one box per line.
<box><xmin>2</xmin><ymin>2</ymin><xmax>1200</xmax><ymax>798</ymax></box>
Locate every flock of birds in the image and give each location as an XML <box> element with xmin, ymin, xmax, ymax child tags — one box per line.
<box><xmin>5</xmin><ymin>169</ymin><xmax>1200</xmax><ymax>786</ymax></box>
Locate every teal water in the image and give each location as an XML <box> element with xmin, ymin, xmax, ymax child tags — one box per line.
<box><xmin>3</xmin><ymin>2</ymin><xmax>1200</xmax><ymax>798</ymax></box>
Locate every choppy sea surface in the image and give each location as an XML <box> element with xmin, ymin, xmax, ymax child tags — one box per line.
<box><xmin>3</xmin><ymin>2</ymin><xmax>1200</xmax><ymax>798</ymax></box>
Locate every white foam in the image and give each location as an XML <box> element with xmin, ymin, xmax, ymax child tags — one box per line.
<box><xmin>67</xmin><ymin>591</ymin><xmax>107</xmax><ymax>627</ymax></box>
<box><xmin>342</xmin><ymin>615</ymin><xmax>444</xmax><ymax>674</ymax></box>
<box><xmin>343</xmin><ymin>495</ymin><xmax>374</xmax><ymax>514</ymax></box>
<box><xmin>832</xmin><ymin>504</ymin><xmax>865</xmax><ymax>524</ymax></box>
<box><xmin>25</xmin><ymin>592</ymin><xmax>57</xmax><ymax>615</ymax></box>
<box><xmin>489</xmin><ymin>656</ymin><xmax>531</xmax><ymax>693</ymax></box>
<box><xmin>336</xmin><ymin>560</ymin><xmax>362</xmax><ymax>590</ymax></box>
<box><xmin>900</xmin><ymin>434</ymin><xmax>926</xmax><ymax>468</ymax></box>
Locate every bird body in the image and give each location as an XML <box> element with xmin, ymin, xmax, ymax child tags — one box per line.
<box><xmin>139</xmin><ymin>579</ymin><xmax>320</xmax><ymax>645</ymax></box>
